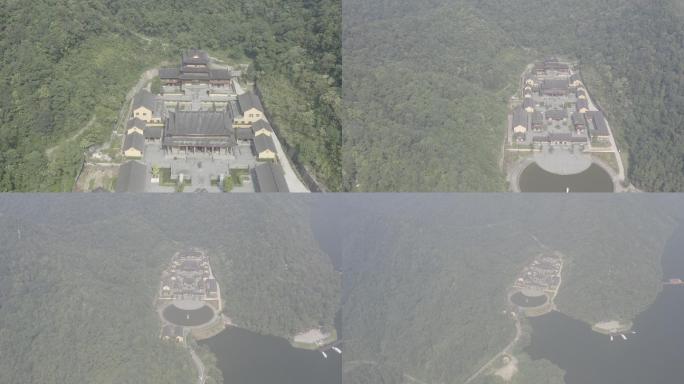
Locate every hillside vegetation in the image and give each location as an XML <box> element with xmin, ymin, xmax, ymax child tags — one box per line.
<box><xmin>343</xmin><ymin>0</ymin><xmax>684</xmax><ymax>191</ymax></box>
<box><xmin>342</xmin><ymin>2</ymin><xmax>527</xmax><ymax>191</ymax></box>
<box><xmin>0</xmin><ymin>0</ymin><xmax>340</xmax><ymax>191</ymax></box>
<box><xmin>339</xmin><ymin>195</ymin><xmax>678</xmax><ymax>383</ymax></box>
<box><xmin>0</xmin><ymin>195</ymin><xmax>339</xmax><ymax>383</ymax></box>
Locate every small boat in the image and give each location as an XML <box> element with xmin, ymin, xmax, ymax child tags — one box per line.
<box><xmin>321</xmin><ymin>351</ymin><xmax>328</xmax><ymax>359</ymax></box>
<box><xmin>332</xmin><ymin>347</ymin><xmax>342</xmax><ymax>354</ymax></box>
<box><xmin>566</xmin><ymin>187</ymin><xmax>570</xmax><ymax>193</ymax></box>
<box><xmin>631</xmin><ymin>330</ymin><xmax>637</xmax><ymax>334</ymax></box>
<box><xmin>187</xmin><ymin>314</ymin><xmax>190</xmax><ymax>320</ymax></box>
<box><xmin>610</xmin><ymin>335</ymin><xmax>614</xmax><ymax>341</ymax></box>
<box><xmin>621</xmin><ymin>334</ymin><xmax>627</xmax><ymax>340</ymax></box>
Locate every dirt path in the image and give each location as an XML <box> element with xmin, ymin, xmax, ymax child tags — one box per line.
<box><xmin>130</xmin><ymin>30</ymin><xmax>152</xmax><ymax>44</ymax></box>
<box><xmin>463</xmin><ymin>236</ymin><xmax>555</xmax><ymax>384</ymax></box>
<box><xmin>494</xmin><ymin>355</ymin><xmax>519</xmax><ymax>381</ymax></box>
<box><xmin>46</xmin><ymin>115</ymin><xmax>97</xmax><ymax>158</ymax></box>
<box><xmin>464</xmin><ymin>315</ymin><xmax>522</xmax><ymax>384</ymax></box>
<box><xmin>463</xmin><ymin>236</ymin><xmax>565</xmax><ymax>384</ymax></box>
<box><xmin>72</xmin><ymin>64</ymin><xmax>166</xmax><ymax>189</ymax></box>
<box><xmin>73</xmin><ymin>163</ymin><xmax>120</xmax><ymax>192</ymax></box>
<box><xmin>189</xmin><ymin>345</ymin><xmax>206</xmax><ymax>384</ymax></box>
<box><xmin>117</xmin><ymin>66</ymin><xmax>163</xmax><ymax>133</ymax></box>
<box><xmin>403</xmin><ymin>373</ymin><xmax>430</xmax><ymax>384</ymax></box>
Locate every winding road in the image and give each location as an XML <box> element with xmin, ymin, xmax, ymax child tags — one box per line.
<box><xmin>464</xmin><ymin>315</ymin><xmax>522</xmax><ymax>384</ymax></box>
<box><xmin>45</xmin><ymin>115</ymin><xmax>97</xmax><ymax>158</ymax></box>
<box><xmin>271</xmin><ymin>131</ymin><xmax>310</xmax><ymax>193</ymax></box>
<box><xmin>189</xmin><ymin>345</ymin><xmax>206</xmax><ymax>384</ymax></box>
<box><xmin>464</xmin><ymin>233</ymin><xmax>562</xmax><ymax>384</ymax></box>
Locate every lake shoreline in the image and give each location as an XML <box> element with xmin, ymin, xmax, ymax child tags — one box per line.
<box><xmin>290</xmin><ymin>328</ymin><xmax>338</xmax><ymax>350</ymax></box>
<box><xmin>199</xmin><ymin>325</ymin><xmax>342</xmax><ymax>384</ymax></box>
<box><xmin>591</xmin><ymin>320</ymin><xmax>634</xmax><ymax>335</ymax></box>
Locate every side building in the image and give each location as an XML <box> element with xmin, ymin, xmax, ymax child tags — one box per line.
<box><xmin>511</xmin><ymin>106</ymin><xmax>528</xmax><ymax>143</ymax></box>
<box><xmin>254</xmin><ymin>134</ymin><xmax>277</xmax><ymax>161</ymax></box>
<box><xmin>115</xmin><ymin>160</ymin><xmax>147</xmax><ymax>193</ymax></box>
<box><xmin>233</xmin><ymin>91</ymin><xmax>265</xmax><ymax>127</ymax></box>
<box><xmin>123</xmin><ymin>132</ymin><xmax>145</xmax><ymax>158</ymax></box>
<box><xmin>587</xmin><ymin>111</ymin><xmax>611</xmax><ymax>141</ymax></box>
<box><xmin>132</xmin><ymin>90</ymin><xmax>165</xmax><ymax>124</ymax></box>
<box><xmin>253</xmin><ymin>163</ymin><xmax>289</xmax><ymax>193</ymax></box>
<box><xmin>235</xmin><ymin>119</ymin><xmax>273</xmax><ymax>144</ymax></box>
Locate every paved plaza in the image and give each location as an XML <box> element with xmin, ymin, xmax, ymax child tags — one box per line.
<box><xmin>533</xmin><ymin>145</ymin><xmax>592</xmax><ymax>175</ymax></box>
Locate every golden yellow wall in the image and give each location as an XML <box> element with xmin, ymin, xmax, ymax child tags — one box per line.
<box><xmin>124</xmin><ymin>148</ymin><xmax>143</xmax><ymax>158</ymax></box>
<box><xmin>258</xmin><ymin>150</ymin><xmax>277</xmax><ymax>161</ymax></box>
<box><xmin>513</xmin><ymin>125</ymin><xmax>527</xmax><ymax>134</ymax></box>
<box><xmin>243</xmin><ymin>108</ymin><xmax>264</xmax><ymax>124</ymax></box>
<box><xmin>134</xmin><ymin>107</ymin><xmax>152</xmax><ymax>122</ymax></box>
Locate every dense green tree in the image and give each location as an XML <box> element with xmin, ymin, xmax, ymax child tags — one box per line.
<box><xmin>0</xmin><ymin>195</ymin><xmax>340</xmax><ymax>382</ymax></box>
<box><xmin>343</xmin><ymin>0</ymin><xmax>684</xmax><ymax>191</ymax></box>
<box><xmin>339</xmin><ymin>195</ymin><xmax>676</xmax><ymax>383</ymax></box>
<box><xmin>0</xmin><ymin>0</ymin><xmax>341</xmax><ymax>191</ymax></box>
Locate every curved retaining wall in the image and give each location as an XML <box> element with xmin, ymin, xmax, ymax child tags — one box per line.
<box><xmin>508</xmin><ymin>156</ymin><xmax>619</xmax><ymax>192</ymax></box>
<box><xmin>508</xmin><ymin>290</ymin><xmax>554</xmax><ymax>317</ymax></box>
<box><xmin>161</xmin><ymin>303</ymin><xmax>217</xmax><ymax>327</ymax></box>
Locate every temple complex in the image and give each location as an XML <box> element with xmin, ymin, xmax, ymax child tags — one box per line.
<box><xmin>117</xmin><ymin>49</ymin><xmax>293</xmax><ymax>193</ymax></box>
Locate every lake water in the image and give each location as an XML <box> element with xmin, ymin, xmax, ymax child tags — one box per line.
<box><xmin>525</xmin><ymin>226</ymin><xmax>684</xmax><ymax>383</ymax></box>
<box><xmin>195</xmin><ymin>203</ymin><xmax>343</xmax><ymax>384</ymax></box>
<box><xmin>200</xmin><ymin>327</ymin><xmax>341</xmax><ymax>384</ymax></box>
<box><xmin>162</xmin><ymin>304</ymin><xmax>215</xmax><ymax>326</ymax></box>
<box><xmin>510</xmin><ymin>292</ymin><xmax>548</xmax><ymax>307</ymax></box>
<box><xmin>519</xmin><ymin>163</ymin><xmax>615</xmax><ymax>192</ymax></box>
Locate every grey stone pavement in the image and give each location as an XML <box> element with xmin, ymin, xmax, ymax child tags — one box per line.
<box><xmin>533</xmin><ymin>144</ymin><xmax>592</xmax><ymax>175</ymax></box>
<box><xmin>142</xmin><ymin>143</ymin><xmax>257</xmax><ymax>193</ymax></box>
<box><xmin>271</xmin><ymin>132</ymin><xmax>309</xmax><ymax>193</ymax></box>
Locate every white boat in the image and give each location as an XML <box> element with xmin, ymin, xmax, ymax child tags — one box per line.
<box><xmin>321</xmin><ymin>351</ymin><xmax>328</xmax><ymax>359</ymax></box>
<box><xmin>610</xmin><ymin>335</ymin><xmax>614</xmax><ymax>341</ymax></box>
<box><xmin>621</xmin><ymin>334</ymin><xmax>627</xmax><ymax>340</ymax></box>
<box><xmin>332</xmin><ymin>347</ymin><xmax>342</xmax><ymax>354</ymax></box>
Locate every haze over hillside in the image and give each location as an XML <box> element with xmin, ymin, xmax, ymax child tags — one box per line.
<box><xmin>338</xmin><ymin>195</ymin><xmax>681</xmax><ymax>383</ymax></box>
<box><xmin>0</xmin><ymin>195</ymin><xmax>339</xmax><ymax>383</ymax></box>
<box><xmin>2</xmin><ymin>195</ymin><xmax>684</xmax><ymax>383</ymax></box>
<box><xmin>343</xmin><ymin>0</ymin><xmax>684</xmax><ymax>192</ymax></box>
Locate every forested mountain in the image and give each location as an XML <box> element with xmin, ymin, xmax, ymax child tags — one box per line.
<box><xmin>0</xmin><ymin>195</ymin><xmax>339</xmax><ymax>383</ymax></box>
<box><xmin>338</xmin><ymin>195</ymin><xmax>680</xmax><ymax>383</ymax></box>
<box><xmin>0</xmin><ymin>0</ymin><xmax>340</xmax><ymax>191</ymax></box>
<box><xmin>342</xmin><ymin>0</ymin><xmax>684</xmax><ymax>191</ymax></box>
<box><xmin>2</xmin><ymin>194</ymin><xmax>683</xmax><ymax>383</ymax></box>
